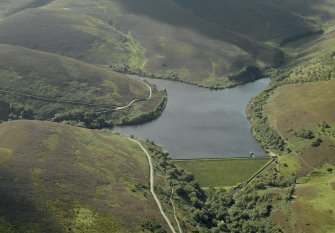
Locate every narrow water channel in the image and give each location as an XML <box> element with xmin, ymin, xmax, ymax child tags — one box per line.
<box><xmin>114</xmin><ymin>78</ymin><xmax>270</xmax><ymax>159</ymax></box>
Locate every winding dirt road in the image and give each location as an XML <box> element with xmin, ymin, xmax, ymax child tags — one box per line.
<box><xmin>0</xmin><ymin>75</ymin><xmax>152</xmax><ymax>112</ymax></box>
<box><xmin>112</xmin><ymin>76</ymin><xmax>152</xmax><ymax>111</ymax></box>
<box><xmin>127</xmin><ymin>137</ymin><xmax>177</xmax><ymax>233</ymax></box>
<box><xmin>170</xmin><ymin>187</ymin><xmax>183</xmax><ymax>233</ymax></box>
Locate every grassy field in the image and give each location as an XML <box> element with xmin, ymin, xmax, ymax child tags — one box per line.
<box><xmin>0</xmin><ymin>120</ymin><xmax>169</xmax><ymax>232</ymax></box>
<box><xmin>173</xmin><ymin>157</ymin><xmax>270</xmax><ymax>187</ymax></box>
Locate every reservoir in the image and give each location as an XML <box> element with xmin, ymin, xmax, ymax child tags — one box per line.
<box><xmin>114</xmin><ymin>78</ymin><xmax>270</xmax><ymax>159</ymax></box>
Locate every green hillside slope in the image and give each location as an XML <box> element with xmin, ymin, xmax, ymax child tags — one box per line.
<box><xmin>0</xmin><ymin>120</ymin><xmax>168</xmax><ymax>232</ymax></box>
<box><xmin>1</xmin><ymin>0</ymin><xmax>335</xmax><ymax>88</ymax></box>
<box><xmin>247</xmin><ymin>38</ymin><xmax>335</xmax><ymax>232</ymax></box>
<box><xmin>46</xmin><ymin>0</ymin><xmax>335</xmax><ymax>87</ymax></box>
<box><xmin>173</xmin><ymin>0</ymin><xmax>329</xmax><ymax>44</ymax></box>
<box><xmin>0</xmin><ymin>8</ymin><xmax>135</xmax><ymax>65</ymax></box>
<box><xmin>0</xmin><ymin>44</ymin><xmax>164</xmax><ymax>126</ymax></box>
<box><xmin>0</xmin><ymin>0</ymin><xmax>276</xmax><ymax>88</ymax></box>
<box><xmin>0</xmin><ymin>0</ymin><xmax>55</xmax><ymax>18</ymax></box>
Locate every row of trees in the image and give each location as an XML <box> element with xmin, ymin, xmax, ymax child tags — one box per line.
<box><xmin>247</xmin><ymin>91</ymin><xmax>286</xmax><ymax>152</ymax></box>
<box><xmin>53</xmin><ymin>110</ymin><xmax>112</xmax><ymax>129</ymax></box>
<box><xmin>0</xmin><ymin>101</ymin><xmax>34</xmax><ymax>122</ymax></box>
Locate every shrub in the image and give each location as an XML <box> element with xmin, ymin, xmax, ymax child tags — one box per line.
<box><xmin>311</xmin><ymin>138</ymin><xmax>322</xmax><ymax>147</ymax></box>
<box><xmin>229</xmin><ymin>66</ymin><xmax>264</xmax><ymax>84</ymax></box>
<box><xmin>140</xmin><ymin>219</ymin><xmax>166</xmax><ymax>233</ymax></box>
<box><xmin>295</xmin><ymin>129</ymin><xmax>315</xmax><ymax>139</ymax></box>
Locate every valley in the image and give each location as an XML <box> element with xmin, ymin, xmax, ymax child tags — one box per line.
<box><xmin>0</xmin><ymin>0</ymin><xmax>335</xmax><ymax>232</ymax></box>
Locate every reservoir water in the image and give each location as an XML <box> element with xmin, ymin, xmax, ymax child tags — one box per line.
<box><xmin>114</xmin><ymin>78</ymin><xmax>270</xmax><ymax>159</ymax></box>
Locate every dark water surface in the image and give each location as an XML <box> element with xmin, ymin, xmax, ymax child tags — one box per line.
<box><xmin>114</xmin><ymin>78</ymin><xmax>270</xmax><ymax>159</ymax></box>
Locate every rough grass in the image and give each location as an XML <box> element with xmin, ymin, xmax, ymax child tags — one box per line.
<box><xmin>0</xmin><ymin>7</ymin><xmax>133</xmax><ymax>66</ymax></box>
<box><xmin>266</xmin><ymin>78</ymin><xmax>335</xmax><ymax>175</ymax></box>
<box><xmin>173</xmin><ymin>157</ymin><xmax>270</xmax><ymax>187</ymax></box>
<box><xmin>0</xmin><ymin>120</ymin><xmax>168</xmax><ymax>232</ymax></box>
<box><xmin>267</xmin><ymin>79</ymin><xmax>335</xmax><ymax>130</ymax></box>
<box><xmin>272</xmin><ymin>163</ymin><xmax>335</xmax><ymax>233</ymax></box>
<box><xmin>0</xmin><ymin>147</ymin><xmax>13</xmax><ymax>163</ymax></box>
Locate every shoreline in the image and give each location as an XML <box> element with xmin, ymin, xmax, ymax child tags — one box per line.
<box><xmin>172</xmin><ymin>156</ymin><xmax>270</xmax><ymax>161</ymax></box>
<box><xmin>110</xmin><ymin>65</ymin><xmax>269</xmax><ymax>90</ymax></box>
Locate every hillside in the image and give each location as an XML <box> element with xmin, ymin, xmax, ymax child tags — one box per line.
<box><xmin>46</xmin><ymin>0</ymin><xmax>335</xmax><ymax>87</ymax></box>
<box><xmin>172</xmin><ymin>0</ymin><xmax>326</xmax><ymax>44</ymax></box>
<box><xmin>0</xmin><ymin>8</ymin><xmax>136</xmax><ymax>66</ymax></box>
<box><xmin>0</xmin><ymin>120</ymin><xmax>290</xmax><ymax>233</ymax></box>
<box><xmin>0</xmin><ymin>0</ymin><xmax>277</xmax><ymax>88</ymax></box>
<box><xmin>1</xmin><ymin>1</ymin><xmax>335</xmax><ymax>232</ymax></box>
<box><xmin>0</xmin><ymin>120</ymin><xmax>170</xmax><ymax>232</ymax></box>
<box><xmin>0</xmin><ymin>44</ymin><xmax>165</xmax><ymax>127</ymax></box>
<box><xmin>0</xmin><ymin>0</ymin><xmax>54</xmax><ymax>18</ymax></box>
<box><xmin>247</xmin><ymin>42</ymin><xmax>335</xmax><ymax>231</ymax></box>
<box><xmin>1</xmin><ymin>1</ymin><xmax>334</xmax><ymax>87</ymax></box>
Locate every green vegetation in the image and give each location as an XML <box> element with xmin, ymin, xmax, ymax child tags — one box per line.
<box><xmin>1</xmin><ymin>1</ymin><xmax>335</xmax><ymax>232</ymax></box>
<box><xmin>173</xmin><ymin>0</ymin><xmax>327</xmax><ymax>44</ymax></box>
<box><xmin>0</xmin><ymin>121</ymin><xmax>282</xmax><ymax>233</ymax></box>
<box><xmin>272</xmin><ymin>163</ymin><xmax>335</xmax><ymax>233</ymax></box>
<box><xmin>265</xmin><ymin>78</ymin><xmax>335</xmax><ymax>174</ymax></box>
<box><xmin>0</xmin><ymin>0</ymin><xmax>51</xmax><ymax>18</ymax></box>
<box><xmin>147</xmin><ymin>144</ymin><xmax>292</xmax><ymax>232</ymax></box>
<box><xmin>0</xmin><ymin>7</ymin><xmax>134</xmax><ymax>66</ymax></box>
<box><xmin>0</xmin><ymin>120</ymin><xmax>168</xmax><ymax>232</ymax></box>
<box><xmin>173</xmin><ymin>158</ymin><xmax>270</xmax><ymax>187</ymax></box>
<box><xmin>4</xmin><ymin>0</ymin><xmax>329</xmax><ymax>87</ymax></box>
<box><xmin>0</xmin><ymin>44</ymin><xmax>165</xmax><ymax>127</ymax></box>
<box><xmin>247</xmin><ymin>29</ymin><xmax>335</xmax><ymax>232</ymax></box>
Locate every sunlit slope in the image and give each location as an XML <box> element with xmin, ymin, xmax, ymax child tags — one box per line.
<box><xmin>272</xmin><ymin>164</ymin><xmax>335</xmax><ymax>233</ymax></box>
<box><xmin>285</xmin><ymin>29</ymin><xmax>335</xmax><ymax>65</ymax></box>
<box><xmin>0</xmin><ymin>120</ymin><xmax>167</xmax><ymax>232</ymax></box>
<box><xmin>266</xmin><ymin>78</ymin><xmax>335</xmax><ymax>176</ymax></box>
<box><xmin>0</xmin><ymin>44</ymin><xmax>149</xmax><ymax>119</ymax></box>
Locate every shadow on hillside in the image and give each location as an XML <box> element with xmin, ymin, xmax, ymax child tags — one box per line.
<box><xmin>117</xmin><ymin>0</ymin><xmax>328</xmax><ymax>48</ymax></box>
<box><xmin>0</xmin><ymin>166</ymin><xmax>62</xmax><ymax>231</ymax></box>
